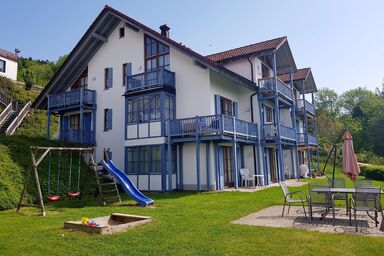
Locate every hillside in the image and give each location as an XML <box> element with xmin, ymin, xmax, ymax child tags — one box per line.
<box><xmin>0</xmin><ymin>77</ymin><xmax>94</xmax><ymax>210</ymax></box>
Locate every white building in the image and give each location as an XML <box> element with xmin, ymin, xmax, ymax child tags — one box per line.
<box><xmin>33</xmin><ymin>6</ymin><xmax>319</xmax><ymax>191</ymax></box>
<box><xmin>0</xmin><ymin>48</ymin><xmax>18</xmax><ymax>81</ymax></box>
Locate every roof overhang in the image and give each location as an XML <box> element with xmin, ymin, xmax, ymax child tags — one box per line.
<box><xmin>294</xmin><ymin>71</ymin><xmax>317</xmax><ymax>94</ymax></box>
<box><xmin>33</xmin><ymin>6</ymin><xmax>255</xmax><ymax>109</ymax></box>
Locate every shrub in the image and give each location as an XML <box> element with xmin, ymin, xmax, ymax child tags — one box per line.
<box><xmin>360</xmin><ymin>165</ymin><xmax>384</xmax><ymax>181</ymax></box>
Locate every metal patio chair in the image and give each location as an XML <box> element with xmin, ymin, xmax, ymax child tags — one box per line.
<box><xmin>308</xmin><ymin>182</ymin><xmax>335</xmax><ymax>224</ymax></box>
<box><xmin>355</xmin><ymin>179</ymin><xmax>373</xmax><ymax>188</ymax></box>
<box><xmin>349</xmin><ymin>186</ymin><xmax>384</xmax><ymax>231</ymax></box>
<box><xmin>279</xmin><ymin>182</ymin><xmax>309</xmax><ymax>222</ymax></box>
<box><xmin>329</xmin><ymin>178</ymin><xmax>349</xmax><ymax>214</ymax></box>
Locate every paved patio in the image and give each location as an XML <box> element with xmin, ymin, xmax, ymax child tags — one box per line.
<box><xmin>223</xmin><ymin>179</ymin><xmax>308</xmax><ymax>193</ymax></box>
<box><xmin>232</xmin><ymin>205</ymin><xmax>384</xmax><ymax>236</ymax></box>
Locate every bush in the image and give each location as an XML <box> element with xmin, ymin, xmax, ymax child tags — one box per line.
<box><xmin>360</xmin><ymin>165</ymin><xmax>384</xmax><ymax>181</ymax></box>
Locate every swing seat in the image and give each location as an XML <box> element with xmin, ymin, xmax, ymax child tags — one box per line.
<box><xmin>67</xmin><ymin>192</ymin><xmax>81</xmax><ymax>198</ymax></box>
<box><xmin>47</xmin><ymin>195</ymin><xmax>61</xmax><ymax>201</ymax></box>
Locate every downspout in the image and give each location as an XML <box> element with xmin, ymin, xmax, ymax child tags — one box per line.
<box><xmin>248</xmin><ymin>57</ymin><xmax>259</xmax><ymax>180</ymax></box>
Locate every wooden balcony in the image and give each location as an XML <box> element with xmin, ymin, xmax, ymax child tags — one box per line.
<box><xmin>297</xmin><ymin>132</ymin><xmax>317</xmax><ymax>146</ymax></box>
<box><xmin>258</xmin><ymin>77</ymin><xmax>293</xmax><ymax>102</ymax></box>
<box><xmin>169</xmin><ymin>114</ymin><xmax>257</xmax><ymax>142</ymax></box>
<box><xmin>48</xmin><ymin>88</ymin><xmax>96</xmax><ymax>112</ymax></box>
<box><xmin>263</xmin><ymin>123</ymin><xmax>296</xmax><ymax>142</ymax></box>
<box><xmin>60</xmin><ymin>129</ymin><xmax>96</xmax><ymax>145</ymax></box>
<box><xmin>296</xmin><ymin>99</ymin><xmax>315</xmax><ymax>116</ymax></box>
<box><xmin>126</xmin><ymin>68</ymin><xmax>175</xmax><ymax>93</ymax></box>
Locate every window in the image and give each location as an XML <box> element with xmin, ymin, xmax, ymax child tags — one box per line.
<box><xmin>119</xmin><ymin>27</ymin><xmax>125</xmax><ymax>38</ymax></box>
<box><xmin>104</xmin><ymin>68</ymin><xmax>113</xmax><ymax>89</ymax></box>
<box><xmin>126</xmin><ymin>145</ymin><xmax>175</xmax><ymax>174</ymax></box>
<box><xmin>220</xmin><ymin>97</ymin><xmax>233</xmax><ymax>116</ymax></box>
<box><xmin>127</xmin><ymin>93</ymin><xmax>175</xmax><ymax>124</ymax></box>
<box><xmin>0</xmin><ymin>60</ymin><xmax>5</xmax><ymax>73</ymax></box>
<box><xmin>265</xmin><ymin>105</ymin><xmax>274</xmax><ymax>123</ymax></box>
<box><xmin>104</xmin><ymin>109</ymin><xmax>112</xmax><ymax>131</ymax></box>
<box><xmin>122</xmin><ymin>63</ymin><xmax>132</xmax><ymax>86</ymax></box>
<box><xmin>144</xmin><ymin>35</ymin><xmax>170</xmax><ymax>71</ymax></box>
<box><xmin>69</xmin><ymin>114</ymin><xmax>80</xmax><ymax>129</ymax></box>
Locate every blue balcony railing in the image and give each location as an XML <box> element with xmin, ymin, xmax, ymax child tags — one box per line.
<box><xmin>297</xmin><ymin>132</ymin><xmax>317</xmax><ymax>145</ymax></box>
<box><xmin>263</xmin><ymin>123</ymin><xmax>296</xmax><ymax>141</ymax></box>
<box><xmin>296</xmin><ymin>99</ymin><xmax>315</xmax><ymax>115</ymax></box>
<box><xmin>169</xmin><ymin>114</ymin><xmax>257</xmax><ymax>140</ymax></box>
<box><xmin>258</xmin><ymin>77</ymin><xmax>293</xmax><ymax>101</ymax></box>
<box><xmin>48</xmin><ymin>88</ymin><xmax>96</xmax><ymax>110</ymax></box>
<box><xmin>127</xmin><ymin>68</ymin><xmax>175</xmax><ymax>92</ymax></box>
<box><xmin>60</xmin><ymin>129</ymin><xmax>96</xmax><ymax>145</ymax></box>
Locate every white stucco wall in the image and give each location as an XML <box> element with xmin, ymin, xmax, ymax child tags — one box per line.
<box><xmin>0</xmin><ymin>56</ymin><xmax>18</xmax><ymax>81</ymax></box>
<box><xmin>170</xmin><ymin>49</ymin><xmax>211</xmax><ymax>118</ymax></box>
<box><xmin>87</xmin><ymin>21</ymin><xmax>145</xmax><ymax>170</ymax></box>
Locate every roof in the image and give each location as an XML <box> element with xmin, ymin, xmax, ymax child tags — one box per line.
<box><xmin>0</xmin><ymin>48</ymin><xmax>18</xmax><ymax>62</ymax></box>
<box><xmin>33</xmin><ymin>6</ymin><xmax>256</xmax><ymax>109</ymax></box>
<box><xmin>278</xmin><ymin>68</ymin><xmax>317</xmax><ymax>94</ymax></box>
<box><xmin>206</xmin><ymin>37</ymin><xmax>287</xmax><ymax>63</ymax></box>
<box><xmin>278</xmin><ymin>68</ymin><xmax>311</xmax><ymax>82</ymax></box>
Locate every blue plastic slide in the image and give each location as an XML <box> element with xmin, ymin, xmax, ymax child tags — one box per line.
<box><xmin>101</xmin><ymin>160</ymin><xmax>154</xmax><ymax>207</ymax></box>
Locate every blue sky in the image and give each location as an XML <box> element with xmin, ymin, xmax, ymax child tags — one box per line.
<box><xmin>1</xmin><ymin>0</ymin><xmax>383</xmax><ymax>94</ymax></box>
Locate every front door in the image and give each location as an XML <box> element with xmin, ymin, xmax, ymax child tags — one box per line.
<box><xmin>223</xmin><ymin>146</ymin><xmax>234</xmax><ymax>187</ymax></box>
<box><xmin>268</xmin><ymin>148</ymin><xmax>278</xmax><ymax>183</ymax></box>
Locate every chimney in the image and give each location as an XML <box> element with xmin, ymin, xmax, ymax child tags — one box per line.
<box><xmin>159</xmin><ymin>24</ymin><xmax>170</xmax><ymax>38</ymax></box>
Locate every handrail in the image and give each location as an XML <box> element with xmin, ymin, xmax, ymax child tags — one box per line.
<box><xmin>5</xmin><ymin>101</ymin><xmax>31</xmax><ymax>136</ymax></box>
<box><xmin>258</xmin><ymin>77</ymin><xmax>293</xmax><ymax>100</ymax></box>
<box><xmin>0</xmin><ymin>102</ymin><xmax>13</xmax><ymax>126</ymax></box>
<box><xmin>296</xmin><ymin>99</ymin><xmax>315</xmax><ymax>114</ymax></box>
<box><xmin>0</xmin><ymin>90</ymin><xmax>12</xmax><ymax>106</ymax></box>
<box><xmin>127</xmin><ymin>67</ymin><xmax>175</xmax><ymax>91</ymax></box>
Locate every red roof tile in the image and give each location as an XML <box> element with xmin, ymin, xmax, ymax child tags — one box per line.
<box><xmin>0</xmin><ymin>48</ymin><xmax>18</xmax><ymax>62</ymax></box>
<box><xmin>206</xmin><ymin>37</ymin><xmax>287</xmax><ymax>62</ymax></box>
<box><xmin>278</xmin><ymin>68</ymin><xmax>311</xmax><ymax>82</ymax></box>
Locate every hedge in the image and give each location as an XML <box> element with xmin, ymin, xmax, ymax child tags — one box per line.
<box><xmin>360</xmin><ymin>165</ymin><xmax>384</xmax><ymax>181</ymax></box>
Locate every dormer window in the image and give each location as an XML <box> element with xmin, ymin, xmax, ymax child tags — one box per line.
<box><xmin>119</xmin><ymin>27</ymin><xmax>125</xmax><ymax>38</ymax></box>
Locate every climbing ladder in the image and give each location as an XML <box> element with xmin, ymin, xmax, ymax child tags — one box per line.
<box><xmin>89</xmin><ymin>154</ymin><xmax>121</xmax><ymax>205</ymax></box>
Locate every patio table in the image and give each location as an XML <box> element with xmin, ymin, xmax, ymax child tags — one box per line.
<box><xmin>311</xmin><ymin>187</ymin><xmax>384</xmax><ymax>223</ymax></box>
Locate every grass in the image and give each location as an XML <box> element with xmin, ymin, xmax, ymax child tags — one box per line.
<box><xmin>0</xmin><ymin>168</ymin><xmax>384</xmax><ymax>256</ymax></box>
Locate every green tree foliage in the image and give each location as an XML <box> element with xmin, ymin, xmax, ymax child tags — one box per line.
<box><xmin>316</xmin><ymin>86</ymin><xmax>384</xmax><ymax>162</ymax></box>
<box><xmin>17</xmin><ymin>55</ymin><xmax>68</xmax><ymax>87</ymax></box>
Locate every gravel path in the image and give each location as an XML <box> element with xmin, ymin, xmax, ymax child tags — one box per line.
<box><xmin>232</xmin><ymin>205</ymin><xmax>384</xmax><ymax>236</ymax></box>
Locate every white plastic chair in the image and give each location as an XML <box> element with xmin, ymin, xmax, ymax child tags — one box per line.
<box><xmin>240</xmin><ymin>168</ymin><xmax>255</xmax><ymax>187</ymax></box>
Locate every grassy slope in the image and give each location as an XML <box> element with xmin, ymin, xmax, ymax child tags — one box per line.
<box><xmin>0</xmin><ymin>167</ymin><xmax>383</xmax><ymax>256</ymax></box>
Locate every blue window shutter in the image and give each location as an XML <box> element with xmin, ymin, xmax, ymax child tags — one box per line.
<box><xmin>108</xmin><ymin>68</ymin><xmax>113</xmax><ymax>88</ymax></box>
<box><xmin>214</xmin><ymin>95</ymin><xmax>221</xmax><ymax>115</ymax></box>
<box><xmin>125</xmin><ymin>63</ymin><xmax>132</xmax><ymax>87</ymax></box>
<box><xmin>108</xmin><ymin>109</ymin><xmax>113</xmax><ymax>130</ymax></box>
<box><xmin>233</xmin><ymin>101</ymin><xmax>238</xmax><ymax>118</ymax></box>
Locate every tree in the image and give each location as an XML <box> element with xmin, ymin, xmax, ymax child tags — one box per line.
<box><xmin>315</xmin><ymin>87</ymin><xmax>341</xmax><ymax>118</ymax></box>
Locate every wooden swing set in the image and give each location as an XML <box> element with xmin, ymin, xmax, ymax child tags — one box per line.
<box><xmin>16</xmin><ymin>146</ymin><xmax>99</xmax><ymax>216</ymax></box>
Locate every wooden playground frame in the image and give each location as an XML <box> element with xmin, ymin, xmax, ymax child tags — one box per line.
<box><xmin>16</xmin><ymin>146</ymin><xmax>97</xmax><ymax>216</ymax></box>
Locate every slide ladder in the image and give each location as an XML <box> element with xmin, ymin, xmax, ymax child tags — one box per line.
<box><xmin>102</xmin><ymin>160</ymin><xmax>154</xmax><ymax>207</ymax></box>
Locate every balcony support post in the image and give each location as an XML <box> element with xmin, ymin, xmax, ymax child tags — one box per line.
<box><xmin>167</xmin><ymin>121</ymin><xmax>172</xmax><ymax>191</ymax></box>
<box><xmin>195</xmin><ymin>116</ymin><xmax>201</xmax><ymax>191</ymax></box>
<box><xmin>206</xmin><ymin>143</ymin><xmax>211</xmax><ymax>190</ymax></box>
<box><xmin>275</xmin><ymin>96</ymin><xmax>285</xmax><ymax>181</ymax></box>
<box><xmin>232</xmin><ymin>117</ymin><xmax>239</xmax><ymax>189</ymax></box>
<box><xmin>272</xmin><ymin>51</ymin><xmax>277</xmax><ymax>93</ymax></box>
<box><xmin>302</xmin><ymin>81</ymin><xmax>311</xmax><ymax>175</ymax></box>
<box><xmin>178</xmin><ymin>144</ymin><xmax>184</xmax><ymax>190</ymax></box>
<box><xmin>312</xmin><ymin>92</ymin><xmax>320</xmax><ymax>172</ymax></box>
<box><xmin>79</xmin><ymin>87</ymin><xmax>84</xmax><ymax>144</ymax></box>
<box><xmin>46</xmin><ymin>96</ymin><xmax>51</xmax><ymax>140</ymax></box>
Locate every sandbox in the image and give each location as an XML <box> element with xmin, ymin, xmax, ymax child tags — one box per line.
<box><xmin>64</xmin><ymin>213</ymin><xmax>151</xmax><ymax>235</ymax></box>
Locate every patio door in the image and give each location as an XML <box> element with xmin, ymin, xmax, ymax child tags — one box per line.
<box><xmin>268</xmin><ymin>148</ymin><xmax>278</xmax><ymax>183</ymax></box>
<box><xmin>223</xmin><ymin>146</ymin><xmax>234</xmax><ymax>187</ymax></box>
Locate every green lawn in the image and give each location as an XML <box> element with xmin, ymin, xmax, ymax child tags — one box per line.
<box><xmin>1</xmin><ymin>171</ymin><xmax>384</xmax><ymax>256</ymax></box>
